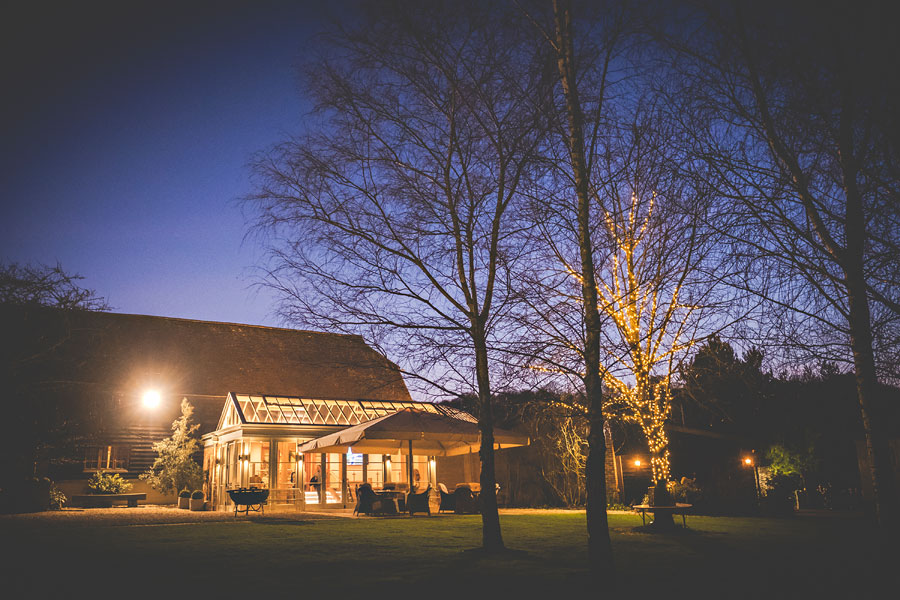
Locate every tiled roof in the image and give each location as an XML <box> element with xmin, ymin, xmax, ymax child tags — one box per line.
<box><xmin>4</xmin><ymin>305</ymin><xmax>413</xmax><ymax>434</ymax></box>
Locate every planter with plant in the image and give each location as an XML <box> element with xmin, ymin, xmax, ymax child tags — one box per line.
<box><xmin>189</xmin><ymin>490</ymin><xmax>205</xmax><ymax>511</ymax></box>
<box><xmin>178</xmin><ymin>489</ymin><xmax>191</xmax><ymax>509</ymax></box>
<box><xmin>87</xmin><ymin>471</ymin><xmax>133</xmax><ymax>495</ymax></box>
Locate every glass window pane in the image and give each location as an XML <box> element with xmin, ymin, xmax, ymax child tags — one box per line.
<box><xmin>325</xmin><ymin>453</ymin><xmax>342</xmax><ymax>503</ymax></box>
<box><xmin>247</xmin><ymin>441</ymin><xmax>269</xmax><ymax>488</ymax></box>
<box><xmin>366</xmin><ymin>454</ymin><xmax>384</xmax><ymax>489</ymax></box>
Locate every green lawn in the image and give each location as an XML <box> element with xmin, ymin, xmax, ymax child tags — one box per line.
<box><xmin>2</xmin><ymin>512</ymin><xmax>891</xmax><ymax>597</ymax></box>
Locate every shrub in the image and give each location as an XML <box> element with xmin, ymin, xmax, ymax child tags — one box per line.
<box><xmin>140</xmin><ymin>399</ymin><xmax>204</xmax><ymax>495</ymax></box>
<box><xmin>191</xmin><ymin>490</ymin><xmax>204</xmax><ymax>500</ymax></box>
<box><xmin>668</xmin><ymin>478</ymin><xmax>703</xmax><ymax>505</ymax></box>
<box><xmin>87</xmin><ymin>472</ymin><xmax>132</xmax><ymax>494</ymax></box>
<box><xmin>49</xmin><ymin>481</ymin><xmax>67</xmax><ymax>510</ymax></box>
<box><xmin>179</xmin><ymin>489</ymin><xmax>191</xmax><ymax>499</ymax></box>
<box><xmin>761</xmin><ymin>473</ymin><xmax>799</xmax><ymax>516</ymax></box>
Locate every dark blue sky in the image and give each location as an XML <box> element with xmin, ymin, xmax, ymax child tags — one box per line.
<box><xmin>1</xmin><ymin>1</ymin><xmax>344</xmax><ymax>326</ymax></box>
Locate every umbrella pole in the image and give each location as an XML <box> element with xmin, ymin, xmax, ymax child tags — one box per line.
<box><xmin>408</xmin><ymin>439</ymin><xmax>414</xmax><ymax>491</ymax></box>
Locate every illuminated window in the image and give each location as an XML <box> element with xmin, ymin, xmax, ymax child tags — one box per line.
<box><xmin>228</xmin><ymin>393</ymin><xmax>473</xmax><ymax>426</ymax></box>
<box><xmin>83</xmin><ymin>445</ymin><xmax>130</xmax><ymax>471</ymax></box>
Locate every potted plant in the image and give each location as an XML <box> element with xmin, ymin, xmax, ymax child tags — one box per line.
<box><xmin>189</xmin><ymin>490</ymin><xmax>205</xmax><ymax>511</ymax></box>
<box><xmin>178</xmin><ymin>488</ymin><xmax>191</xmax><ymax>509</ymax></box>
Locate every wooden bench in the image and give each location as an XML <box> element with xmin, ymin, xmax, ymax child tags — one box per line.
<box><xmin>70</xmin><ymin>493</ymin><xmax>147</xmax><ymax>508</ymax></box>
<box><xmin>632</xmin><ymin>503</ymin><xmax>693</xmax><ymax>527</ymax></box>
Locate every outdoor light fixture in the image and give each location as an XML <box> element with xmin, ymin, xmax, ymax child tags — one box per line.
<box><xmin>142</xmin><ymin>389</ymin><xmax>161</xmax><ymax>409</ymax></box>
<box><xmin>634</xmin><ymin>459</ymin><xmax>642</xmax><ymax>467</ymax></box>
<box><xmin>744</xmin><ymin>453</ymin><xmax>762</xmax><ymax>504</ymax></box>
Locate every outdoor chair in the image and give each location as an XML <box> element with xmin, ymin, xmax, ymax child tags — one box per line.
<box><xmin>406</xmin><ymin>485</ymin><xmax>433</xmax><ymax>515</ymax></box>
<box><xmin>354</xmin><ymin>483</ymin><xmax>377</xmax><ymax>517</ymax></box>
<box><xmin>355</xmin><ymin>483</ymin><xmax>399</xmax><ymax>516</ymax></box>
<box><xmin>454</xmin><ymin>484</ymin><xmax>479</xmax><ymax>514</ymax></box>
<box><xmin>438</xmin><ymin>483</ymin><xmax>455</xmax><ymax>513</ymax></box>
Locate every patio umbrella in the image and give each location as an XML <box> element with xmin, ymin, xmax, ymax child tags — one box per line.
<box><xmin>296</xmin><ymin>408</ymin><xmax>529</xmax><ymax>490</ymax></box>
<box><xmin>297</xmin><ymin>408</ymin><xmax>528</xmax><ymax>456</ymax></box>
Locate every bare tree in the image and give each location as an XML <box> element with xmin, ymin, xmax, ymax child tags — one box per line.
<box><xmin>247</xmin><ymin>1</ymin><xmax>549</xmax><ymax>552</ymax></box>
<box><xmin>594</xmin><ymin>189</ymin><xmax>712</xmax><ymax>484</ymax></box>
<box><xmin>1</xmin><ymin>262</ymin><xmax>110</xmax><ymax>492</ymax></box>
<box><xmin>525</xmin><ymin>396</ymin><xmax>589</xmax><ymax>506</ymax></box>
<box><xmin>550</xmin><ymin>0</ymin><xmax>616</xmax><ymax>582</ymax></box>
<box><xmin>517</xmin><ymin>105</ymin><xmax>736</xmax><ymax>484</ymax></box>
<box><xmin>1</xmin><ymin>262</ymin><xmax>110</xmax><ymax>311</ymax></box>
<box><xmin>667</xmin><ymin>0</ymin><xmax>900</xmax><ymax>533</ymax></box>
<box><xmin>513</xmin><ymin>0</ymin><xmax>638</xmax><ymax>584</ymax></box>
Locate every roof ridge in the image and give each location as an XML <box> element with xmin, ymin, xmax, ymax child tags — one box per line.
<box><xmin>77</xmin><ymin>309</ymin><xmax>364</xmax><ymax>339</ymax></box>
<box><xmin>229</xmin><ymin>392</ymin><xmax>433</xmax><ymax>404</ymax></box>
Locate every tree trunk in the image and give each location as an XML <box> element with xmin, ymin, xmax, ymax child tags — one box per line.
<box><xmin>846</xmin><ymin>280</ymin><xmax>895</xmax><ymax>535</ymax></box>
<box><xmin>842</xmin><ymin>140</ymin><xmax>898</xmax><ymax>537</ymax></box>
<box><xmin>553</xmin><ymin>0</ymin><xmax>615</xmax><ymax>586</ymax></box>
<box><xmin>473</xmin><ymin>322</ymin><xmax>505</xmax><ymax>552</ymax></box>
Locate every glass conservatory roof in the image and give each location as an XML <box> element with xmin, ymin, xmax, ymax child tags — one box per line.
<box><xmin>219</xmin><ymin>393</ymin><xmax>477</xmax><ymax>429</ymax></box>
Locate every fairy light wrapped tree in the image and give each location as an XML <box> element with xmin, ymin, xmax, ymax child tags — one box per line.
<box><xmin>577</xmin><ymin>190</ymin><xmax>717</xmax><ymax>484</ymax></box>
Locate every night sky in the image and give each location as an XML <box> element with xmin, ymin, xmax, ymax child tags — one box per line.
<box><xmin>1</xmin><ymin>1</ymin><xmax>343</xmax><ymax>326</ymax></box>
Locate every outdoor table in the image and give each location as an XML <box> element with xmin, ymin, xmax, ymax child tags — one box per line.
<box><xmin>375</xmin><ymin>490</ymin><xmax>406</xmax><ymax>512</ymax></box>
<box><xmin>632</xmin><ymin>503</ymin><xmax>693</xmax><ymax>527</ymax></box>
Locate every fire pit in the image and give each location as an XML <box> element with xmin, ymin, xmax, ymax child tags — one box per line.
<box><xmin>226</xmin><ymin>487</ymin><xmax>269</xmax><ymax>516</ymax></box>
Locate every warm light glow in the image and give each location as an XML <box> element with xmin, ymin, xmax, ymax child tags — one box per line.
<box><xmin>142</xmin><ymin>390</ymin><xmax>161</xmax><ymax>409</ymax></box>
<box><xmin>744</xmin><ymin>457</ymin><xmax>753</xmax><ymax>466</ymax></box>
<box><xmin>634</xmin><ymin>459</ymin><xmax>642</xmax><ymax>467</ymax></box>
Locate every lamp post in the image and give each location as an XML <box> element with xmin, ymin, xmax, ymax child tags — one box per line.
<box><xmin>743</xmin><ymin>455</ymin><xmax>761</xmax><ymax>505</ymax></box>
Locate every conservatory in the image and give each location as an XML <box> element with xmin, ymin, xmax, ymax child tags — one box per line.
<box><xmin>202</xmin><ymin>393</ymin><xmax>482</xmax><ymax>511</ymax></box>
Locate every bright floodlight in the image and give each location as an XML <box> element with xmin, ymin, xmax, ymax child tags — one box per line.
<box><xmin>634</xmin><ymin>459</ymin><xmax>641</xmax><ymax>467</ymax></box>
<box><xmin>142</xmin><ymin>390</ymin><xmax>161</xmax><ymax>409</ymax></box>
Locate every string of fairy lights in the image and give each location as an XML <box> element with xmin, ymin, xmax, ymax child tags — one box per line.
<box><xmin>546</xmin><ymin>192</ymin><xmax>698</xmax><ymax>483</ymax></box>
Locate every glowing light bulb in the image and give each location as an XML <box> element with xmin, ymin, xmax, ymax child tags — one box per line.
<box><xmin>142</xmin><ymin>390</ymin><xmax>161</xmax><ymax>409</ymax></box>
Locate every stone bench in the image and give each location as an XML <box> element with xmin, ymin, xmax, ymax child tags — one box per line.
<box><xmin>69</xmin><ymin>493</ymin><xmax>147</xmax><ymax>508</ymax></box>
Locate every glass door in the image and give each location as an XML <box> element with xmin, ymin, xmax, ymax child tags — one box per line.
<box><xmin>273</xmin><ymin>441</ymin><xmax>300</xmax><ymax>504</ymax></box>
